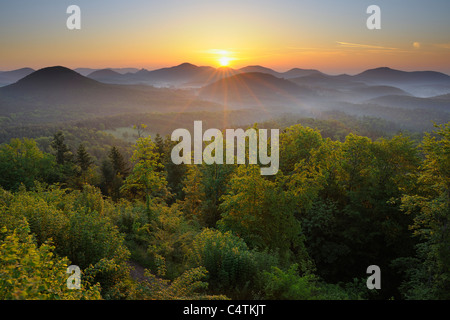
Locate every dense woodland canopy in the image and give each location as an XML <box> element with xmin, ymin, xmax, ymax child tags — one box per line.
<box><xmin>0</xmin><ymin>117</ymin><xmax>449</xmax><ymax>300</ymax></box>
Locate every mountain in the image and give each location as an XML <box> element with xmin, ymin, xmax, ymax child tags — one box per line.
<box><xmin>199</xmin><ymin>72</ymin><xmax>314</xmax><ymax>107</ymax></box>
<box><xmin>75</xmin><ymin>67</ymin><xmax>140</xmax><ymax>76</ymax></box>
<box><xmin>0</xmin><ymin>68</ymin><xmax>35</xmax><ymax>86</ymax></box>
<box><xmin>237</xmin><ymin>66</ymin><xmax>322</xmax><ymax>79</ymax></box>
<box><xmin>111</xmin><ymin>68</ymin><xmax>140</xmax><ymax>74</ymax></box>
<box><xmin>290</xmin><ymin>73</ymin><xmax>364</xmax><ymax>88</ymax></box>
<box><xmin>289</xmin><ymin>73</ymin><xmax>411</xmax><ymax>103</ymax></box>
<box><xmin>354</xmin><ymin>67</ymin><xmax>450</xmax><ymax>84</ymax></box>
<box><xmin>79</xmin><ymin>64</ymin><xmax>324</xmax><ymax>87</ymax></box>
<box><xmin>327</xmin><ymin>67</ymin><xmax>450</xmax><ymax>97</ymax></box>
<box><xmin>356</xmin><ymin>85</ymin><xmax>410</xmax><ymax>97</ymax></box>
<box><xmin>75</xmin><ymin>68</ymin><xmax>100</xmax><ymax>76</ymax></box>
<box><xmin>237</xmin><ymin>66</ymin><xmax>323</xmax><ymax>80</ymax></box>
<box><xmin>123</xmin><ymin>63</ymin><xmax>219</xmax><ymax>87</ymax></box>
<box><xmin>87</xmin><ymin>69</ymin><xmax>128</xmax><ymax>84</ymax></box>
<box><xmin>238</xmin><ymin>65</ymin><xmax>281</xmax><ymax>77</ymax></box>
<box><xmin>0</xmin><ymin>66</ymin><xmax>222</xmax><ymax>124</ymax></box>
<box><xmin>283</xmin><ymin>68</ymin><xmax>323</xmax><ymax>78</ymax></box>
<box><xmin>433</xmin><ymin>93</ymin><xmax>450</xmax><ymax>100</ymax></box>
<box><xmin>0</xmin><ymin>66</ymin><xmax>109</xmax><ymax>106</ymax></box>
<box><xmin>5</xmin><ymin>66</ymin><xmax>100</xmax><ymax>91</ymax></box>
<box><xmin>0</xmin><ymin>64</ymin><xmax>448</xmax><ymax>135</ymax></box>
<box><xmin>365</xmin><ymin>94</ymin><xmax>450</xmax><ymax>112</ymax></box>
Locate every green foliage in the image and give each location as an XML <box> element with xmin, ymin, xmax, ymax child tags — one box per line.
<box><xmin>0</xmin><ymin>184</ymin><xmax>132</xmax><ymax>299</ymax></box>
<box><xmin>137</xmin><ymin>266</ymin><xmax>227</xmax><ymax>300</ymax></box>
<box><xmin>51</xmin><ymin>131</ymin><xmax>72</xmax><ymax>165</ymax></box>
<box><xmin>219</xmin><ymin>165</ymin><xmax>308</xmax><ymax>265</ymax></box>
<box><xmin>146</xmin><ymin>203</ymin><xmax>199</xmax><ymax>279</ymax></box>
<box><xmin>180</xmin><ymin>165</ymin><xmax>205</xmax><ymax>222</ymax></box>
<box><xmin>3</xmin><ymin>186</ymin><xmax>69</xmax><ymax>249</ymax></box>
<box><xmin>296</xmin><ymin>132</ymin><xmax>420</xmax><ymax>296</ymax></box>
<box><xmin>1</xmin><ymin>119</ymin><xmax>449</xmax><ymax>301</ymax></box>
<box><xmin>279</xmin><ymin>124</ymin><xmax>323</xmax><ymax>175</ymax></box>
<box><xmin>109</xmin><ymin>146</ymin><xmax>129</xmax><ymax>177</ymax></box>
<box><xmin>0</xmin><ymin>222</ymin><xmax>101</xmax><ymax>300</ymax></box>
<box><xmin>99</xmin><ymin>146</ymin><xmax>129</xmax><ymax>201</ymax></box>
<box><xmin>181</xmin><ymin>163</ymin><xmax>234</xmax><ymax>228</ymax></box>
<box><xmin>261</xmin><ymin>264</ymin><xmax>365</xmax><ymax>300</ymax></box>
<box><xmin>261</xmin><ymin>264</ymin><xmax>319</xmax><ymax>300</ymax></box>
<box><xmin>188</xmin><ymin>228</ymin><xmax>259</xmax><ymax>299</ymax></box>
<box><xmin>160</xmin><ymin>134</ymin><xmax>188</xmax><ymax>203</ymax></box>
<box><xmin>0</xmin><ymin>138</ymin><xmax>59</xmax><ymax>190</ymax></box>
<box><xmin>398</xmin><ymin>123</ymin><xmax>450</xmax><ymax>299</ymax></box>
<box><xmin>121</xmin><ymin>136</ymin><xmax>169</xmax><ymax>216</ymax></box>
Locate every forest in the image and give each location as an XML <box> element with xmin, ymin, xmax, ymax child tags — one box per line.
<box><xmin>0</xmin><ymin>116</ymin><xmax>448</xmax><ymax>300</ymax></box>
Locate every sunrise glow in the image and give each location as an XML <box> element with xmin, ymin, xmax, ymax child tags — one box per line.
<box><xmin>1</xmin><ymin>1</ymin><xmax>450</xmax><ymax>74</ymax></box>
<box><xmin>218</xmin><ymin>56</ymin><xmax>231</xmax><ymax>67</ymax></box>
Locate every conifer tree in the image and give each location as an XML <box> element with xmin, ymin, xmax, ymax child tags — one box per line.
<box><xmin>51</xmin><ymin>131</ymin><xmax>72</xmax><ymax>165</ymax></box>
<box><xmin>108</xmin><ymin>146</ymin><xmax>129</xmax><ymax>177</ymax></box>
<box><xmin>76</xmin><ymin>144</ymin><xmax>93</xmax><ymax>173</ymax></box>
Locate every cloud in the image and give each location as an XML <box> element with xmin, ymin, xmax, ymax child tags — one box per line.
<box><xmin>336</xmin><ymin>41</ymin><xmax>398</xmax><ymax>51</ymax></box>
<box><xmin>434</xmin><ymin>43</ymin><xmax>450</xmax><ymax>49</ymax></box>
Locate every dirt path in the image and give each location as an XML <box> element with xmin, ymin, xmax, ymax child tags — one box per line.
<box><xmin>127</xmin><ymin>260</ymin><xmax>149</xmax><ymax>283</ymax></box>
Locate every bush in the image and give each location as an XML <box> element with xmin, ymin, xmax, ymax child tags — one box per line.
<box><xmin>0</xmin><ymin>184</ymin><xmax>132</xmax><ymax>299</ymax></box>
<box><xmin>0</xmin><ymin>221</ymin><xmax>101</xmax><ymax>300</ymax></box>
<box><xmin>189</xmin><ymin>228</ymin><xmax>258</xmax><ymax>299</ymax></box>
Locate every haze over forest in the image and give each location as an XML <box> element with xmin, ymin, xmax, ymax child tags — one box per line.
<box><xmin>1</xmin><ymin>62</ymin><xmax>449</xmax><ymax>138</ymax></box>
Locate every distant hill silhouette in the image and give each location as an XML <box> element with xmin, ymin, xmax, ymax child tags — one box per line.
<box><xmin>291</xmin><ymin>73</ymin><xmax>364</xmax><ymax>88</ymax></box>
<box><xmin>328</xmin><ymin>67</ymin><xmax>450</xmax><ymax>97</ymax></box>
<box><xmin>356</xmin><ymin>85</ymin><xmax>410</xmax><ymax>96</ymax></box>
<box><xmin>0</xmin><ymin>66</ymin><xmax>222</xmax><ymax>124</ymax></box>
<box><xmin>237</xmin><ymin>66</ymin><xmax>323</xmax><ymax>79</ymax></box>
<box><xmin>124</xmin><ymin>63</ymin><xmax>220</xmax><ymax>87</ymax></box>
<box><xmin>87</xmin><ymin>69</ymin><xmax>128</xmax><ymax>84</ymax></box>
<box><xmin>433</xmin><ymin>93</ymin><xmax>450</xmax><ymax>100</ymax></box>
<box><xmin>365</xmin><ymin>94</ymin><xmax>450</xmax><ymax>112</ymax></box>
<box><xmin>0</xmin><ymin>64</ymin><xmax>448</xmax><ymax>126</ymax></box>
<box><xmin>290</xmin><ymin>73</ymin><xmax>413</xmax><ymax>103</ymax></box>
<box><xmin>283</xmin><ymin>68</ymin><xmax>323</xmax><ymax>78</ymax></box>
<box><xmin>238</xmin><ymin>65</ymin><xmax>281</xmax><ymax>77</ymax></box>
<box><xmin>79</xmin><ymin>63</ymin><xmax>324</xmax><ymax>87</ymax></box>
<box><xmin>199</xmin><ymin>72</ymin><xmax>314</xmax><ymax>107</ymax></box>
<box><xmin>75</xmin><ymin>67</ymin><xmax>140</xmax><ymax>76</ymax></box>
<box><xmin>354</xmin><ymin>67</ymin><xmax>450</xmax><ymax>84</ymax></box>
<box><xmin>0</xmin><ymin>67</ymin><xmax>35</xmax><ymax>86</ymax></box>
<box><xmin>4</xmin><ymin>66</ymin><xmax>101</xmax><ymax>92</ymax></box>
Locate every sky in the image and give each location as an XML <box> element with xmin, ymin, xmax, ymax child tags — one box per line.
<box><xmin>1</xmin><ymin>0</ymin><xmax>450</xmax><ymax>74</ymax></box>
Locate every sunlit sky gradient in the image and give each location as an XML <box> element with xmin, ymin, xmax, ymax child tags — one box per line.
<box><xmin>1</xmin><ymin>0</ymin><xmax>450</xmax><ymax>74</ymax></box>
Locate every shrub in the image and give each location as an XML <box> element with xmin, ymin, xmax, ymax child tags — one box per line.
<box><xmin>189</xmin><ymin>228</ymin><xmax>258</xmax><ymax>299</ymax></box>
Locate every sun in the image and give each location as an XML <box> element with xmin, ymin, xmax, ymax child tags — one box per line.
<box><xmin>208</xmin><ymin>49</ymin><xmax>235</xmax><ymax>67</ymax></box>
<box><xmin>218</xmin><ymin>56</ymin><xmax>231</xmax><ymax>67</ymax></box>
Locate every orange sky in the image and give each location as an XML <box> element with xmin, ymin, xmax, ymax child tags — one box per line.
<box><xmin>1</xmin><ymin>0</ymin><xmax>449</xmax><ymax>74</ymax></box>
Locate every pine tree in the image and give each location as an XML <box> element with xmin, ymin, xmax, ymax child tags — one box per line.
<box><xmin>108</xmin><ymin>146</ymin><xmax>129</xmax><ymax>177</ymax></box>
<box><xmin>76</xmin><ymin>144</ymin><xmax>93</xmax><ymax>173</ymax></box>
<box><xmin>51</xmin><ymin>131</ymin><xmax>71</xmax><ymax>165</ymax></box>
<box><xmin>163</xmin><ymin>134</ymin><xmax>187</xmax><ymax>202</ymax></box>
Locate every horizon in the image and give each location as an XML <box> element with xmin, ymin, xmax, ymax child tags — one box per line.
<box><xmin>2</xmin><ymin>63</ymin><xmax>450</xmax><ymax>77</ymax></box>
<box><xmin>1</xmin><ymin>1</ymin><xmax>450</xmax><ymax>75</ymax></box>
